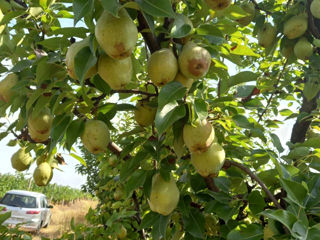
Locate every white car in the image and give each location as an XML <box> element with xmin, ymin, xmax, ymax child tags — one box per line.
<box><xmin>0</xmin><ymin>189</ymin><xmax>52</xmax><ymax>231</ymax></box>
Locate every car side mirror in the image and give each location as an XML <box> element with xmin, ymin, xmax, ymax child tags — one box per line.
<box><xmin>47</xmin><ymin>205</ymin><xmax>53</xmax><ymax>208</ymax></box>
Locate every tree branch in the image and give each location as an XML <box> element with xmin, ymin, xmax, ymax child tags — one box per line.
<box><xmin>204</xmin><ymin>177</ymin><xmax>220</xmax><ymax>192</ymax></box>
<box><xmin>132</xmin><ymin>191</ymin><xmax>147</xmax><ymax>240</ymax></box>
<box><xmin>224</xmin><ymin>160</ymin><xmax>283</xmax><ymax>209</ymax></box>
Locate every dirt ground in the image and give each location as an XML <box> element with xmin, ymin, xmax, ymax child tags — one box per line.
<box><xmin>31</xmin><ymin>199</ymin><xmax>97</xmax><ymax>240</ymax></box>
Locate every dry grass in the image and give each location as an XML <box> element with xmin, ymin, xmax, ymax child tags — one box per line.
<box><xmin>32</xmin><ymin>199</ymin><xmax>97</xmax><ymax>240</ymax></box>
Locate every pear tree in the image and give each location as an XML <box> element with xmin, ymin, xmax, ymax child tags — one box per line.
<box><xmin>0</xmin><ymin>0</ymin><xmax>320</xmax><ymax>239</ymax></box>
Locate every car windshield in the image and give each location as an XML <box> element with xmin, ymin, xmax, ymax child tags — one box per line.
<box><xmin>0</xmin><ymin>193</ymin><xmax>37</xmax><ymax>208</ymax></box>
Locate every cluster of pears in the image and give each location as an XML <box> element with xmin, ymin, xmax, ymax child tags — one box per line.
<box><xmin>183</xmin><ymin>118</ymin><xmax>226</xmax><ymax>177</ymax></box>
<box><xmin>257</xmin><ymin>11</ymin><xmax>314</xmax><ymax>60</ymax></box>
<box><xmin>66</xmin><ymin>8</ymin><xmax>137</xmax><ymax>90</ymax></box>
<box><xmin>28</xmin><ymin>107</ymin><xmax>53</xmax><ymax>143</ymax></box>
<box><xmin>11</xmin><ymin>148</ymin><xmax>53</xmax><ymax>187</ymax></box>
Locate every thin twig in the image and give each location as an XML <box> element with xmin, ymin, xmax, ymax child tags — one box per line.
<box><xmin>132</xmin><ymin>191</ymin><xmax>147</xmax><ymax>240</ymax></box>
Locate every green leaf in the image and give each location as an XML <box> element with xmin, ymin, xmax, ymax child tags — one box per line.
<box><xmin>227</xmin><ymin>224</ymin><xmax>263</xmax><ymax>240</ymax></box>
<box><xmin>151</xmin><ymin>214</ymin><xmax>170</xmax><ymax>240</ymax></box>
<box><xmin>74</xmin><ymin>46</ymin><xmax>97</xmax><ymax>84</ymax></box>
<box><xmin>232</xmin><ymin>114</ymin><xmax>253</xmax><ymax>129</ymax></box>
<box><xmin>120</xmin><ymin>150</ymin><xmax>149</xmax><ymax>180</ymax></box>
<box><xmin>235</xmin><ymin>85</ymin><xmax>256</xmax><ymax>98</ymax></box>
<box><xmin>158</xmin><ymin>81</ymin><xmax>186</xmax><ymax>108</ymax></box>
<box><xmin>66</xmin><ymin>119</ymin><xmax>85</xmax><ymax>151</ymax></box>
<box><xmin>140</xmin><ymin>211</ymin><xmax>159</xmax><ymax>229</ymax></box>
<box><xmin>155</xmin><ymin>101</ymin><xmax>186</xmax><ymax>135</ymax></box>
<box><xmin>248</xmin><ymin>191</ymin><xmax>265</xmax><ymax>215</ymax></box>
<box><xmin>270</xmin><ymin>133</ymin><xmax>285</xmax><ymax>153</ymax></box>
<box><xmin>125</xmin><ymin>170</ymin><xmax>147</xmax><ymax>194</ymax></box>
<box><xmin>101</xmin><ymin>0</ymin><xmax>120</xmax><ymax>17</ymax></box>
<box><xmin>70</xmin><ymin>153</ymin><xmax>86</xmax><ymax>166</ymax></box>
<box><xmin>262</xmin><ymin>209</ymin><xmax>297</xmax><ymax>230</ymax></box>
<box><xmin>170</xmin><ymin>14</ymin><xmax>193</xmax><ymax>38</ymax></box>
<box><xmin>279</xmin><ymin>109</ymin><xmax>293</xmax><ymax>116</ymax></box>
<box><xmin>229</xmin><ymin>71</ymin><xmax>259</xmax><ymax>88</ymax></box>
<box><xmin>182</xmin><ymin>208</ymin><xmax>205</xmax><ymax>239</ymax></box>
<box><xmin>92</xmin><ymin>75</ymin><xmax>112</xmax><ymax>94</ymax></box>
<box><xmin>10</xmin><ymin>60</ymin><xmax>33</xmax><ymax>72</ymax></box>
<box><xmin>0</xmin><ymin>212</ymin><xmax>11</xmax><ymax>225</ymax></box>
<box><xmin>280</xmin><ymin>178</ymin><xmax>308</xmax><ymax>207</ymax></box>
<box><xmin>50</xmin><ymin>114</ymin><xmax>73</xmax><ymax>152</ymax></box>
<box><xmin>38</xmin><ymin>37</ymin><xmax>69</xmax><ymax>50</ymax></box>
<box><xmin>136</xmin><ymin>0</ymin><xmax>175</xmax><ymax>17</ymax></box>
<box><xmin>193</xmin><ymin>99</ymin><xmax>208</xmax><ymax>120</ymax></box>
<box><xmin>73</xmin><ymin>0</ymin><xmax>94</xmax><ymax>25</ymax></box>
<box><xmin>50</xmin><ymin>27</ymin><xmax>89</xmax><ymax>38</ymax></box>
<box><xmin>206</xmin><ymin>201</ymin><xmax>237</xmax><ymax>223</ymax></box>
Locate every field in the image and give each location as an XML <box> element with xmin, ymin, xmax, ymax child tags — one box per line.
<box><xmin>32</xmin><ymin>199</ymin><xmax>97</xmax><ymax>240</ymax></box>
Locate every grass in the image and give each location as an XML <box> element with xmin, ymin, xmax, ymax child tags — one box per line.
<box><xmin>32</xmin><ymin>199</ymin><xmax>97</xmax><ymax>240</ymax></box>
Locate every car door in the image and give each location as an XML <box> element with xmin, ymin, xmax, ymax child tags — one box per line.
<box><xmin>43</xmin><ymin>197</ymin><xmax>51</xmax><ymax>226</ymax></box>
<box><xmin>39</xmin><ymin>197</ymin><xmax>48</xmax><ymax>227</ymax></box>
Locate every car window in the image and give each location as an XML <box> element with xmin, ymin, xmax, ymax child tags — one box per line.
<box><xmin>1</xmin><ymin>194</ymin><xmax>37</xmax><ymax>208</ymax></box>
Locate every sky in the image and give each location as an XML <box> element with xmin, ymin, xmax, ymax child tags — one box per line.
<box><xmin>0</xmin><ymin>4</ymin><xmax>298</xmax><ymax>189</ymax></box>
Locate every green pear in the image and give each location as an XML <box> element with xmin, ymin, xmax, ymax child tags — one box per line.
<box><xmin>236</xmin><ymin>2</ymin><xmax>255</xmax><ymax>26</ymax></box>
<box><xmin>95</xmin><ymin>9</ymin><xmax>138</xmax><ymax>59</ymax></box>
<box><xmin>81</xmin><ymin>120</ymin><xmax>110</xmax><ymax>154</ymax></box>
<box><xmin>258</xmin><ymin>23</ymin><xmax>277</xmax><ymax>48</ymax></box>
<box><xmin>117</xmin><ymin>225</ymin><xmax>127</xmax><ymax>239</ymax></box>
<box><xmin>294</xmin><ymin>37</ymin><xmax>313</xmax><ymax>60</ymax></box>
<box><xmin>183</xmin><ymin>119</ymin><xmax>215</xmax><ymax>153</ymax></box>
<box><xmin>178</xmin><ymin>41</ymin><xmax>211</xmax><ymax>79</ymax></box>
<box><xmin>0</xmin><ymin>73</ymin><xmax>18</xmax><ymax>103</ymax></box>
<box><xmin>283</xmin><ymin>14</ymin><xmax>308</xmax><ymax>39</ymax></box>
<box><xmin>108</xmin><ymin>155</ymin><xmax>118</xmax><ymax>167</ymax></box>
<box><xmin>33</xmin><ymin>162</ymin><xmax>53</xmax><ymax>186</ymax></box>
<box><xmin>148</xmin><ymin>48</ymin><xmax>178</xmax><ymax>86</ymax></box>
<box><xmin>134</xmin><ymin>100</ymin><xmax>157</xmax><ymax>127</ymax></box>
<box><xmin>191</xmin><ymin>142</ymin><xmax>226</xmax><ymax>177</ymax></box>
<box><xmin>205</xmin><ymin>0</ymin><xmax>232</xmax><ymax>10</ymax></box>
<box><xmin>148</xmin><ymin>173</ymin><xmax>180</xmax><ymax>216</ymax></box>
<box><xmin>28</xmin><ymin>107</ymin><xmax>53</xmax><ymax>141</ymax></box>
<box><xmin>98</xmin><ymin>54</ymin><xmax>132</xmax><ymax>90</ymax></box>
<box><xmin>113</xmin><ymin>187</ymin><xmax>124</xmax><ymax>201</ymax></box>
<box><xmin>311</xmin><ymin>0</ymin><xmax>320</xmax><ymax>18</ymax></box>
<box><xmin>174</xmin><ymin>72</ymin><xmax>194</xmax><ymax>89</ymax></box>
<box><xmin>65</xmin><ymin>38</ymin><xmax>97</xmax><ymax>80</ymax></box>
<box><xmin>11</xmin><ymin>148</ymin><xmax>32</xmax><ymax>171</ymax></box>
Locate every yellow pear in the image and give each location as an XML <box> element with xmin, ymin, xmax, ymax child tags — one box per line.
<box><xmin>117</xmin><ymin>225</ymin><xmax>127</xmax><ymax>239</ymax></box>
<box><xmin>191</xmin><ymin>142</ymin><xmax>226</xmax><ymax>177</ymax></box>
<box><xmin>311</xmin><ymin>0</ymin><xmax>320</xmax><ymax>19</ymax></box>
<box><xmin>81</xmin><ymin>120</ymin><xmax>110</xmax><ymax>154</ymax></box>
<box><xmin>33</xmin><ymin>162</ymin><xmax>53</xmax><ymax>186</ymax></box>
<box><xmin>178</xmin><ymin>41</ymin><xmax>211</xmax><ymax>79</ymax></box>
<box><xmin>294</xmin><ymin>37</ymin><xmax>313</xmax><ymax>60</ymax></box>
<box><xmin>98</xmin><ymin>54</ymin><xmax>132</xmax><ymax>90</ymax></box>
<box><xmin>28</xmin><ymin>107</ymin><xmax>53</xmax><ymax>138</ymax></box>
<box><xmin>28</xmin><ymin>127</ymin><xmax>51</xmax><ymax>143</ymax></box>
<box><xmin>148</xmin><ymin>173</ymin><xmax>180</xmax><ymax>216</ymax></box>
<box><xmin>236</xmin><ymin>2</ymin><xmax>255</xmax><ymax>26</ymax></box>
<box><xmin>183</xmin><ymin>119</ymin><xmax>215</xmax><ymax>153</ymax></box>
<box><xmin>11</xmin><ymin>148</ymin><xmax>32</xmax><ymax>171</ymax></box>
<box><xmin>258</xmin><ymin>23</ymin><xmax>277</xmax><ymax>48</ymax></box>
<box><xmin>0</xmin><ymin>73</ymin><xmax>18</xmax><ymax>103</ymax></box>
<box><xmin>148</xmin><ymin>48</ymin><xmax>178</xmax><ymax>86</ymax></box>
<box><xmin>65</xmin><ymin>38</ymin><xmax>97</xmax><ymax>80</ymax></box>
<box><xmin>174</xmin><ymin>72</ymin><xmax>194</xmax><ymax>89</ymax></box>
<box><xmin>95</xmin><ymin>9</ymin><xmax>138</xmax><ymax>59</ymax></box>
<box><xmin>134</xmin><ymin>100</ymin><xmax>157</xmax><ymax>127</ymax></box>
<box><xmin>283</xmin><ymin>14</ymin><xmax>308</xmax><ymax>39</ymax></box>
<box><xmin>205</xmin><ymin>0</ymin><xmax>232</xmax><ymax>10</ymax></box>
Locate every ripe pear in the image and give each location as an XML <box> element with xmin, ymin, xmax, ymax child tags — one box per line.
<box><xmin>98</xmin><ymin>54</ymin><xmax>132</xmax><ymax>90</ymax></box>
<box><xmin>311</xmin><ymin>0</ymin><xmax>320</xmax><ymax>19</ymax></box>
<box><xmin>294</xmin><ymin>37</ymin><xmax>313</xmax><ymax>60</ymax></box>
<box><xmin>81</xmin><ymin>120</ymin><xmax>110</xmax><ymax>154</ymax></box>
<box><xmin>258</xmin><ymin>23</ymin><xmax>277</xmax><ymax>48</ymax></box>
<box><xmin>11</xmin><ymin>148</ymin><xmax>32</xmax><ymax>171</ymax></box>
<box><xmin>65</xmin><ymin>38</ymin><xmax>97</xmax><ymax>80</ymax></box>
<box><xmin>33</xmin><ymin>162</ymin><xmax>53</xmax><ymax>186</ymax></box>
<box><xmin>283</xmin><ymin>15</ymin><xmax>308</xmax><ymax>39</ymax></box>
<box><xmin>117</xmin><ymin>225</ymin><xmax>127</xmax><ymax>239</ymax></box>
<box><xmin>174</xmin><ymin>72</ymin><xmax>194</xmax><ymax>89</ymax></box>
<box><xmin>183</xmin><ymin>119</ymin><xmax>215</xmax><ymax>153</ymax></box>
<box><xmin>134</xmin><ymin>100</ymin><xmax>157</xmax><ymax>127</ymax></box>
<box><xmin>95</xmin><ymin>9</ymin><xmax>138</xmax><ymax>59</ymax></box>
<box><xmin>28</xmin><ymin>107</ymin><xmax>53</xmax><ymax>142</ymax></box>
<box><xmin>205</xmin><ymin>0</ymin><xmax>232</xmax><ymax>10</ymax></box>
<box><xmin>0</xmin><ymin>73</ymin><xmax>18</xmax><ymax>103</ymax></box>
<box><xmin>178</xmin><ymin>41</ymin><xmax>211</xmax><ymax>79</ymax></box>
<box><xmin>148</xmin><ymin>173</ymin><xmax>180</xmax><ymax>216</ymax></box>
<box><xmin>236</xmin><ymin>2</ymin><xmax>255</xmax><ymax>26</ymax></box>
<box><xmin>148</xmin><ymin>48</ymin><xmax>178</xmax><ymax>86</ymax></box>
<box><xmin>191</xmin><ymin>142</ymin><xmax>226</xmax><ymax>177</ymax></box>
